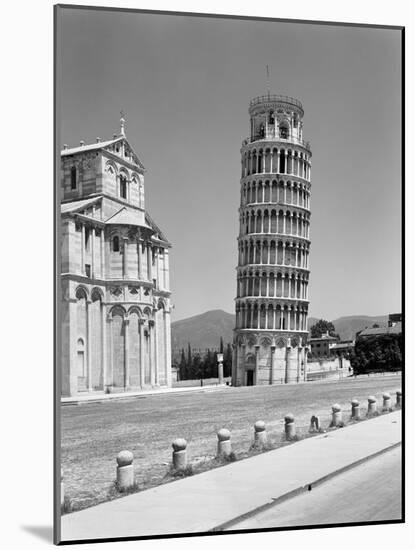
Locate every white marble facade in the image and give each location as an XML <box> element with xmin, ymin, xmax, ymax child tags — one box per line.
<box><xmin>60</xmin><ymin>118</ymin><xmax>172</xmax><ymax>396</ymax></box>
<box><xmin>233</xmin><ymin>95</ymin><xmax>312</xmax><ymax>386</ymax></box>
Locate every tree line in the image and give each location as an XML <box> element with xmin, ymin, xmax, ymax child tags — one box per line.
<box><xmin>172</xmin><ymin>337</ymin><xmax>233</xmax><ymax>381</ymax></box>
<box><xmin>350</xmin><ymin>334</ymin><xmax>402</xmax><ymax>374</ymax></box>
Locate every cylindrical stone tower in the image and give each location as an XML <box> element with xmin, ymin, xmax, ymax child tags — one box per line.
<box><xmin>233</xmin><ymin>94</ymin><xmax>312</xmax><ymax>386</ymax></box>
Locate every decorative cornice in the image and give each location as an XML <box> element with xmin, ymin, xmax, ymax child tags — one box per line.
<box><xmin>236</xmin><ymin>265</ymin><xmax>310</xmax><ymax>275</ymax></box>
<box><xmin>237</xmin><ymin>234</ymin><xmax>311</xmax><ymax>246</ymax></box>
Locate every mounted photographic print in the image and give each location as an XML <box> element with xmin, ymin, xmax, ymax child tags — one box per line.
<box><xmin>54</xmin><ymin>4</ymin><xmax>404</xmax><ymax>545</ymax></box>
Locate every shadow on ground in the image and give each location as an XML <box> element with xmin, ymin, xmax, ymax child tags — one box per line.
<box><xmin>21</xmin><ymin>525</ymin><xmax>53</xmax><ymax>543</ymax></box>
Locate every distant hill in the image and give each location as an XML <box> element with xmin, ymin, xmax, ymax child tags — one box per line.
<box><xmin>308</xmin><ymin>315</ymin><xmax>389</xmax><ymax>340</ymax></box>
<box><xmin>171</xmin><ymin>310</ymin><xmax>235</xmax><ymax>350</ymax></box>
<box><xmin>172</xmin><ymin>310</ymin><xmax>390</xmax><ymax>351</ymax></box>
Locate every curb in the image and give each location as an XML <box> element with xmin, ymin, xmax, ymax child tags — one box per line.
<box><xmin>61</xmin><ymin>385</ymin><xmax>229</xmax><ymax>406</ymax></box>
<box><xmin>211</xmin><ymin>441</ymin><xmax>401</xmax><ymax>532</ymax></box>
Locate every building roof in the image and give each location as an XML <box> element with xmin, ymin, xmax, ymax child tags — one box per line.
<box><xmin>309</xmin><ymin>335</ymin><xmax>338</xmax><ymax>342</ymax></box>
<box><xmin>358</xmin><ymin>322</ymin><xmax>402</xmax><ymax>338</ymax></box>
<box><xmin>61</xmin><ymin>196</ymin><xmax>102</xmax><ymax>214</ymax></box>
<box><xmin>331</xmin><ymin>342</ymin><xmax>354</xmax><ymax>350</ymax></box>
<box><xmin>61</xmin><ymin>137</ymin><xmax>122</xmax><ymax>157</ymax></box>
<box><xmin>146</xmin><ymin>212</ymin><xmax>169</xmax><ymax>244</ymax></box>
<box><xmin>61</xmin><ymin>134</ymin><xmax>144</xmax><ymax>170</ymax></box>
<box><xmin>105</xmin><ymin>207</ymin><xmax>151</xmax><ymax>229</ymax></box>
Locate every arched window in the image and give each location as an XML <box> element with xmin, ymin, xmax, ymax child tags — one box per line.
<box><xmin>269</xmin><ymin>111</ymin><xmax>275</xmax><ymax>125</ymax></box>
<box><xmin>120</xmin><ymin>175</ymin><xmax>127</xmax><ymax>199</ymax></box>
<box><xmin>71</xmin><ymin>166</ymin><xmax>77</xmax><ymax>190</ymax></box>
<box><xmin>280</xmin><ymin>123</ymin><xmax>289</xmax><ymax>139</ymax></box>
<box><xmin>113</xmin><ymin>236</ymin><xmax>120</xmax><ymax>252</ymax></box>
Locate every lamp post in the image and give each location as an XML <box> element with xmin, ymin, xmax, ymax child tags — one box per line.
<box><xmin>217</xmin><ymin>352</ymin><xmax>224</xmax><ymax>385</ymax></box>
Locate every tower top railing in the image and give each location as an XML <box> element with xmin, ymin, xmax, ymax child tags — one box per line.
<box><xmin>242</xmin><ymin>133</ymin><xmax>311</xmax><ymax>151</ymax></box>
<box><xmin>250</xmin><ymin>94</ymin><xmax>303</xmax><ymax>111</ymax></box>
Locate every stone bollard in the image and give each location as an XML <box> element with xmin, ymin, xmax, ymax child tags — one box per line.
<box><xmin>331</xmin><ymin>404</ymin><xmax>342</xmax><ymax>426</ymax></box>
<box><xmin>382</xmin><ymin>392</ymin><xmax>392</xmax><ymax>411</ymax></box>
<box><xmin>309</xmin><ymin>415</ymin><xmax>320</xmax><ymax>432</ymax></box>
<box><xmin>284</xmin><ymin>413</ymin><xmax>296</xmax><ymax>440</ymax></box>
<box><xmin>217</xmin><ymin>429</ymin><xmax>232</xmax><ymax>457</ymax></box>
<box><xmin>367</xmin><ymin>395</ymin><xmax>377</xmax><ymax>416</ymax></box>
<box><xmin>396</xmin><ymin>390</ymin><xmax>402</xmax><ymax>408</ymax></box>
<box><xmin>254</xmin><ymin>421</ymin><xmax>267</xmax><ymax>448</ymax></box>
<box><xmin>351</xmin><ymin>399</ymin><xmax>360</xmax><ymax>420</ymax></box>
<box><xmin>116</xmin><ymin>450</ymin><xmax>135</xmax><ymax>491</ymax></box>
<box><xmin>172</xmin><ymin>438</ymin><xmax>187</xmax><ymax>471</ymax></box>
<box><xmin>61</xmin><ymin>468</ymin><xmax>65</xmax><ymax>507</ymax></box>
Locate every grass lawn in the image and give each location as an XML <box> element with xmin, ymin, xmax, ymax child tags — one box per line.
<box><xmin>61</xmin><ymin>375</ymin><xmax>401</xmax><ymax>511</ymax></box>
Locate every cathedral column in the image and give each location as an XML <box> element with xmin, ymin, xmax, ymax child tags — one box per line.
<box><xmin>165</xmin><ymin>308</ymin><xmax>172</xmax><ymax>387</ymax></box>
<box><xmin>107</xmin><ymin>316</ymin><xmax>113</xmax><ymax>386</ymax></box>
<box><xmin>122</xmin><ymin>237</ymin><xmax>128</xmax><ymax>279</ymax></box>
<box><xmin>151</xmin><ymin>320</ymin><xmax>158</xmax><ymax>385</ymax></box>
<box><xmin>151</xmin><ymin>318</ymin><xmax>157</xmax><ymax>386</ymax></box>
<box><xmin>124</xmin><ymin>318</ymin><xmax>130</xmax><ymax>388</ymax></box>
<box><xmin>139</xmin><ymin>321</ymin><xmax>145</xmax><ymax>387</ymax></box>
<box><xmin>100</xmin><ymin>229</ymin><xmax>105</xmax><ymax>278</ymax></box>
<box><xmin>156</xmin><ymin>249</ymin><xmax>161</xmax><ymax>290</ymax></box>
<box><xmin>81</xmin><ymin>224</ymin><xmax>85</xmax><ymax>275</ymax></box>
<box><xmin>147</xmin><ymin>244</ymin><xmax>152</xmax><ymax>280</ymax></box>
<box><xmin>87</xmin><ymin>300</ymin><xmax>92</xmax><ymax>391</ymax></box>
<box><xmin>137</xmin><ymin>236</ymin><xmax>141</xmax><ymax>280</ymax></box>
<box><xmin>91</xmin><ymin>227</ymin><xmax>95</xmax><ymax>278</ymax></box>
<box><xmin>101</xmin><ymin>303</ymin><xmax>107</xmax><ymax>389</ymax></box>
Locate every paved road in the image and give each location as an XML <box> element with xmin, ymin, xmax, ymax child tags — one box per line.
<box><xmin>229</xmin><ymin>445</ymin><xmax>402</xmax><ymax>530</ymax></box>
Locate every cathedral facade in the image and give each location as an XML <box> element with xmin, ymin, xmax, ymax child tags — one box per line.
<box><xmin>233</xmin><ymin>94</ymin><xmax>312</xmax><ymax>386</ymax></box>
<box><xmin>60</xmin><ymin>117</ymin><xmax>172</xmax><ymax>396</ymax></box>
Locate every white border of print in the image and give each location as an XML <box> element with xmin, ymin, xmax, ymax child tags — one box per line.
<box><xmin>2</xmin><ymin>1</ymin><xmax>411</xmax><ymax>549</ymax></box>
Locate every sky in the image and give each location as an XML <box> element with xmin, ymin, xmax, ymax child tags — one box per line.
<box><xmin>59</xmin><ymin>7</ymin><xmax>402</xmax><ymax>322</ymax></box>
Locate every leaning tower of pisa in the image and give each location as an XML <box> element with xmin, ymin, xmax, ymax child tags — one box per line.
<box><xmin>233</xmin><ymin>94</ymin><xmax>312</xmax><ymax>386</ymax></box>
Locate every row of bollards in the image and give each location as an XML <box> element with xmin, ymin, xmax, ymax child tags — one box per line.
<box><xmin>61</xmin><ymin>389</ymin><xmax>402</xmax><ymax>503</ymax></box>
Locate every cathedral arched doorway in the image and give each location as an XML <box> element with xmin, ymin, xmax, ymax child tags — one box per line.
<box><xmin>128</xmin><ymin>310</ymin><xmax>141</xmax><ymax>388</ymax></box>
<box><xmin>76</xmin><ymin>287</ymin><xmax>88</xmax><ymax>392</ymax></box>
<box><xmin>91</xmin><ymin>289</ymin><xmax>103</xmax><ymax>390</ymax></box>
<box><xmin>245</xmin><ymin>353</ymin><xmax>256</xmax><ymax>386</ymax></box>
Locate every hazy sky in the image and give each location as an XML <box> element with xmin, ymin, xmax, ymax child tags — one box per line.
<box><xmin>59</xmin><ymin>8</ymin><xmax>402</xmax><ymax>322</ymax></box>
